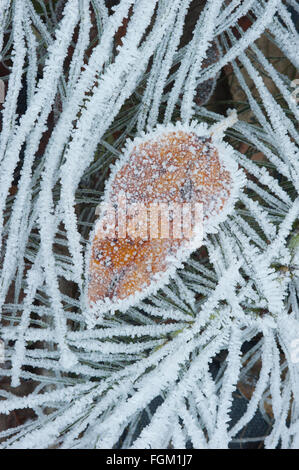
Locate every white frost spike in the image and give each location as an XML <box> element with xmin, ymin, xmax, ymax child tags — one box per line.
<box><xmin>210</xmin><ymin>109</ymin><xmax>238</xmax><ymax>139</ymax></box>
<box><xmin>85</xmin><ymin>116</ymin><xmax>244</xmax><ymax>321</ymax></box>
